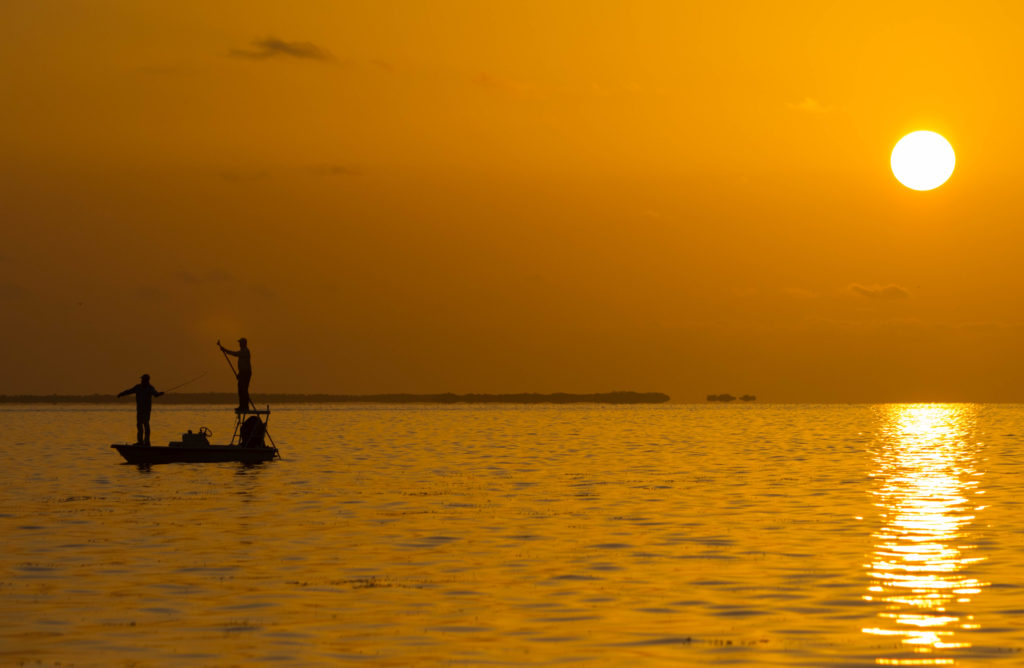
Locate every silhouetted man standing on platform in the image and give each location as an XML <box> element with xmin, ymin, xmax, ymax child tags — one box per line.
<box><xmin>218</xmin><ymin>337</ymin><xmax>251</xmax><ymax>412</ymax></box>
<box><xmin>117</xmin><ymin>374</ymin><xmax>164</xmax><ymax>445</ymax></box>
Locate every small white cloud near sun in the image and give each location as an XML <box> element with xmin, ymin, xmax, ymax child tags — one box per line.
<box><xmin>891</xmin><ymin>131</ymin><xmax>955</xmax><ymax>191</ymax></box>
<box><xmin>788</xmin><ymin>97</ymin><xmax>829</xmax><ymax>114</ymax></box>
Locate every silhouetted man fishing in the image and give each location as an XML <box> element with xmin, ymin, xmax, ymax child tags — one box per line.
<box><xmin>218</xmin><ymin>337</ymin><xmax>251</xmax><ymax>412</ymax></box>
<box><xmin>117</xmin><ymin>374</ymin><xmax>164</xmax><ymax>446</ymax></box>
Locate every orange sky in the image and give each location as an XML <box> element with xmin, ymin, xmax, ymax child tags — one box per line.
<box><xmin>4</xmin><ymin>1</ymin><xmax>1024</xmax><ymax>402</ymax></box>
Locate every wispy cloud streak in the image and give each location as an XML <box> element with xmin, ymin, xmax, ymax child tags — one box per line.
<box><xmin>230</xmin><ymin>37</ymin><xmax>332</xmax><ymax>62</ymax></box>
<box><xmin>850</xmin><ymin>283</ymin><xmax>911</xmax><ymax>300</ymax></box>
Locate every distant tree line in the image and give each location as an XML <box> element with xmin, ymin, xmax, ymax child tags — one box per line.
<box><xmin>0</xmin><ymin>391</ymin><xmax>671</xmax><ymax>405</ymax></box>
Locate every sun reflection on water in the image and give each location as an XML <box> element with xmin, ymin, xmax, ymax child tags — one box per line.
<box><xmin>864</xmin><ymin>404</ymin><xmax>988</xmax><ymax>665</ymax></box>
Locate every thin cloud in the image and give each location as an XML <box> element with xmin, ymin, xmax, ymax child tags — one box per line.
<box><xmin>135</xmin><ymin>286</ymin><xmax>169</xmax><ymax>300</ymax></box>
<box><xmin>783</xmin><ymin>287</ymin><xmax>818</xmax><ymax>300</ymax></box>
<box><xmin>220</xmin><ymin>169</ymin><xmax>269</xmax><ymax>182</ymax></box>
<box><xmin>177</xmin><ymin>269</ymin><xmax>233</xmax><ymax>285</ymax></box>
<box><xmin>137</xmin><ymin>63</ymin><xmax>199</xmax><ymax>77</ymax></box>
<box><xmin>0</xmin><ymin>282</ymin><xmax>26</xmax><ymax>300</ymax></box>
<box><xmin>788</xmin><ymin>97</ymin><xmax>830</xmax><ymax>114</ymax></box>
<box><xmin>849</xmin><ymin>283</ymin><xmax>911</xmax><ymax>300</ymax></box>
<box><xmin>313</xmin><ymin>163</ymin><xmax>359</xmax><ymax>177</ymax></box>
<box><xmin>249</xmin><ymin>282</ymin><xmax>276</xmax><ymax>299</ymax></box>
<box><xmin>230</xmin><ymin>37</ymin><xmax>332</xmax><ymax>62</ymax></box>
<box><xmin>473</xmin><ymin>72</ymin><xmax>536</xmax><ymax>97</ymax></box>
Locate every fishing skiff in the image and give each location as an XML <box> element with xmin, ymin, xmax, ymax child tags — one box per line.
<box><xmin>111</xmin><ymin>408</ymin><xmax>279</xmax><ymax>465</ymax></box>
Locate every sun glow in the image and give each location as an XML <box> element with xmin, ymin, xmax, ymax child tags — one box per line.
<box><xmin>891</xmin><ymin>131</ymin><xmax>956</xmax><ymax>191</ymax></box>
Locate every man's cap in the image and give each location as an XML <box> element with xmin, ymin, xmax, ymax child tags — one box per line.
<box><xmin>141</xmin><ymin>374</ymin><xmax>150</xmax><ymax>381</ymax></box>
<box><xmin>238</xmin><ymin>337</ymin><xmax>247</xmax><ymax>343</ymax></box>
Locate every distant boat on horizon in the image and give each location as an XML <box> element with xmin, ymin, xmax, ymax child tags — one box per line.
<box><xmin>707</xmin><ymin>394</ymin><xmax>757</xmax><ymax>402</ymax></box>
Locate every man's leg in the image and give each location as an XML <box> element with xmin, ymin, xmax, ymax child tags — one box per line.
<box><xmin>139</xmin><ymin>411</ymin><xmax>152</xmax><ymax>445</ymax></box>
<box><xmin>136</xmin><ymin>415</ymin><xmax>145</xmax><ymax>444</ymax></box>
<box><xmin>238</xmin><ymin>371</ymin><xmax>251</xmax><ymax>410</ymax></box>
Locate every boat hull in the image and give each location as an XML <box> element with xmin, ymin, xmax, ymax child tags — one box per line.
<box><xmin>111</xmin><ymin>443</ymin><xmax>278</xmax><ymax>465</ymax></box>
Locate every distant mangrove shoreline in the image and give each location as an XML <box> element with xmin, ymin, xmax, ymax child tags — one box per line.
<box><xmin>0</xmin><ymin>391</ymin><xmax>671</xmax><ymax>405</ymax></box>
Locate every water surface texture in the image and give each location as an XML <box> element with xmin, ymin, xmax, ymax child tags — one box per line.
<box><xmin>3</xmin><ymin>403</ymin><xmax>1023</xmax><ymax>666</ymax></box>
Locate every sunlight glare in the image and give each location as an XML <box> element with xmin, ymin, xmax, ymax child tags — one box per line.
<box><xmin>863</xmin><ymin>405</ymin><xmax>987</xmax><ymax>665</ymax></box>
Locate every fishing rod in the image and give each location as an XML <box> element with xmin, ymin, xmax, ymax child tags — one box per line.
<box><xmin>163</xmin><ymin>372</ymin><xmax>207</xmax><ymax>394</ymax></box>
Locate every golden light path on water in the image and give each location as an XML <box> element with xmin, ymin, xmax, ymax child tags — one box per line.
<box><xmin>864</xmin><ymin>405</ymin><xmax>988</xmax><ymax>666</ymax></box>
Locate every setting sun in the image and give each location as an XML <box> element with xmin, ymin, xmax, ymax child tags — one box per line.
<box><xmin>891</xmin><ymin>131</ymin><xmax>956</xmax><ymax>191</ymax></box>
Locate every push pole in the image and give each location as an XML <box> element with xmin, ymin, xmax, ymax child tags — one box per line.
<box><xmin>217</xmin><ymin>340</ymin><xmax>239</xmax><ymax>381</ymax></box>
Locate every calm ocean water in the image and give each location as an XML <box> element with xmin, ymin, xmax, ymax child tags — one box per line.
<box><xmin>2</xmin><ymin>403</ymin><xmax>1024</xmax><ymax>666</ymax></box>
